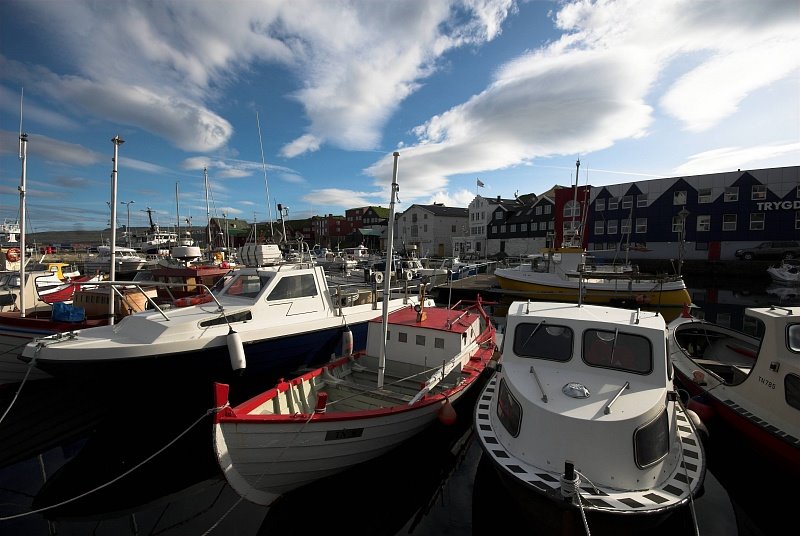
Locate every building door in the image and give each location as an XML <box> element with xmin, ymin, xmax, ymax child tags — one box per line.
<box><xmin>708</xmin><ymin>241</ymin><xmax>721</xmax><ymax>261</ymax></box>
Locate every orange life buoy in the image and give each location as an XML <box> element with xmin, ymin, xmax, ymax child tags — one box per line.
<box><xmin>5</xmin><ymin>248</ymin><xmax>20</xmax><ymax>262</ymax></box>
<box><xmin>174</xmin><ymin>293</ymin><xmax>214</xmax><ymax>307</ymax></box>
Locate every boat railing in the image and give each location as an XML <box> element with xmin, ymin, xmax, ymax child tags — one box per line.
<box><xmin>328</xmin><ymin>279</ymin><xmax>415</xmax><ymax>311</ymax></box>
<box><xmin>69</xmin><ymin>279</ymin><xmax>222</xmax><ymax>321</ymax></box>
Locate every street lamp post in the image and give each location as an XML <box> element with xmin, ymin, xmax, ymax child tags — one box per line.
<box><xmin>121</xmin><ymin>200</ymin><xmax>135</xmax><ymax>248</ymax></box>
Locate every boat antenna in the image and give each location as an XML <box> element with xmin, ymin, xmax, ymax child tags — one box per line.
<box><xmin>378</xmin><ymin>151</ymin><xmax>400</xmax><ymax>389</ymax></box>
<box><xmin>256</xmin><ymin>111</ymin><xmax>275</xmax><ymax>241</ymax></box>
<box><xmin>204</xmin><ymin>167</ymin><xmax>212</xmax><ymax>255</ymax></box>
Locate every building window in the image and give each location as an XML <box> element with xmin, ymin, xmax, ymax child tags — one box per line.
<box><xmin>751</xmin><ymin>185</ymin><xmax>767</xmax><ymax>200</ymax></box>
<box><xmin>536</xmin><ymin>206</ymin><xmax>542</xmax><ymax>215</ymax></box>
<box><xmin>607</xmin><ymin>197</ymin><xmax>619</xmax><ymax>210</ymax></box>
<box><xmin>500</xmin><ymin>225</ymin><xmax>506</xmax><ymax>233</ymax></box>
<box><xmin>424</xmin><ymin>224</ymin><xmax>428</xmax><ymax>232</ymax></box>
<box><xmin>510</xmin><ymin>224</ymin><xmax>517</xmax><ymax>233</ymax></box>
<box><xmin>796</xmin><ymin>211</ymin><xmax>800</xmax><ymax>230</ymax></box>
<box><xmin>596</xmin><ymin>199</ymin><xmax>605</xmax><ymax>211</ymax></box>
<box><xmin>635</xmin><ymin>218</ymin><xmax>647</xmax><ymax>233</ymax></box>
<box><xmin>749</xmin><ymin>213</ymin><xmax>765</xmax><ymax>230</ymax></box>
<box><xmin>594</xmin><ymin>221</ymin><xmax>604</xmax><ymax>235</ymax></box>
<box><xmin>698</xmin><ymin>188</ymin><xmax>712</xmax><ymax>203</ymax></box>
<box><xmin>695</xmin><ymin>242</ymin><xmax>708</xmax><ymax>251</ymax></box>
<box><xmin>636</xmin><ymin>194</ymin><xmax>647</xmax><ymax>208</ymax></box>
<box><xmin>724</xmin><ymin>187</ymin><xmax>738</xmax><ymax>202</ymax></box>
<box><xmin>549</xmin><ymin>221</ymin><xmax>554</xmax><ymax>230</ymax></box>
<box><xmin>531</xmin><ymin>222</ymin><xmax>538</xmax><ymax>231</ymax></box>
<box><xmin>492</xmin><ymin>225</ymin><xmax>498</xmax><ymax>233</ymax></box>
<box><xmin>564</xmin><ymin>200</ymin><xmax>580</xmax><ymax>218</ymax></box>
<box><xmin>496</xmin><ymin>212</ymin><xmax>504</xmax><ymax>220</ymax></box>
<box><xmin>521</xmin><ymin>223</ymin><xmax>527</xmax><ymax>232</ymax></box>
<box><xmin>607</xmin><ymin>220</ymin><xmax>618</xmax><ymax>234</ymax></box>
<box><xmin>412</xmin><ymin>213</ymin><xmax>418</xmax><ymax>222</ymax></box>
<box><xmin>722</xmin><ymin>214</ymin><xmax>737</xmax><ymax>231</ymax></box>
<box><xmin>451</xmin><ymin>225</ymin><xmax>456</xmax><ymax>232</ymax></box>
<box><xmin>622</xmin><ymin>195</ymin><xmax>633</xmax><ymax>209</ymax></box>
<box><xmin>544</xmin><ymin>205</ymin><xmax>552</xmax><ymax>214</ymax></box>
<box><xmin>620</xmin><ymin>218</ymin><xmax>631</xmax><ymax>234</ymax></box>
<box><xmin>696</xmin><ymin>215</ymin><xmax>711</xmax><ymax>232</ymax></box>
<box><xmin>673</xmin><ymin>190</ymin><xmax>687</xmax><ymax>205</ymax></box>
<box><xmin>671</xmin><ymin>215</ymin><xmax>684</xmax><ymax>233</ymax></box>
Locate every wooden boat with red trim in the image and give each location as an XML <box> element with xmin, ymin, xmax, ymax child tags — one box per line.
<box><xmin>212</xmin><ymin>296</ymin><xmax>498</xmax><ymax>506</ymax></box>
<box><xmin>667</xmin><ymin>304</ymin><xmax>800</xmax><ymax>477</ymax></box>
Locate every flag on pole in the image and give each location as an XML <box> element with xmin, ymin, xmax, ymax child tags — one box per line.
<box><xmin>477</xmin><ymin>178</ymin><xmax>485</xmax><ymax>188</ymax></box>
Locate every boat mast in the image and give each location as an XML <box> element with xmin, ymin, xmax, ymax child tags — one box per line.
<box><xmin>204</xmin><ymin>167</ymin><xmax>212</xmax><ymax>254</ymax></box>
<box><xmin>378</xmin><ymin>151</ymin><xmax>400</xmax><ymax>388</ymax></box>
<box><xmin>17</xmin><ymin>88</ymin><xmax>27</xmax><ymax>317</ymax></box>
<box><xmin>175</xmin><ymin>182</ymin><xmax>181</xmax><ymax>239</ymax></box>
<box><xmin>569</xmin><ymin>158</ymin><xmax>580</xmax><ymax>248</ymax></box>
<box><xmin>256</xmin><ymin>112</ymin><xmax>275</xmax><ymax>241</ymax></box>
<box><xmin>109</xmin><ymin>135</ymin><xmax>124</xmax><ymax>324</ymax></box>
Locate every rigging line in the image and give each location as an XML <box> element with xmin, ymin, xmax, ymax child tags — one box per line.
<box><xmin>256</xmin><ymin>111</ymin><xmax>274</xmax><ymax>238</ymax></box>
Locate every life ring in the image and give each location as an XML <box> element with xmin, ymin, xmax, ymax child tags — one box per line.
<box><xmin>5</xmin><ymin>248</ymin><xmax>20</xmax><ymax>262</ymax></box>
<box><xmin>403</xmin><ymin>270</ymin><xmax>413</xmax><ymax>281</ymax></box>
<box><xmin>373</xmin><ymin>271</ymin><xmax>384</xmax><ymax>284</ymax></box>
<box><xmin>174</xmin><ymin>293</ymin><xmax>214</xmax><ymax>307</ymax></box>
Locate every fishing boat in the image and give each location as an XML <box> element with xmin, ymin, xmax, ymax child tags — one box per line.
<box><xmin>493</xmin><ymin>246</ymin><xmax>691</xmax><ymax>311</ymax></box>
<box><xmin>212</xmin><ymin>292</ymin><xmax>497</xmax><ymax>506</ymax></box>
<box><xmin>475</xmin><ymin>300</ymin><xmax>706</xmax><ymax>533</ymax></box>
<box><xmin>667</xmin><ymin>304</ymin><xmax>800</xmax><ymax>478</ymax></box>
<box><xmin>19</xmin><ymin>242</ymin><xmax>432</xmax><ymax>383</ymax></box>
<box><xmin>83</xmin><ymin>245</ymin><xmax>153</xmax><ymax>276</ymax></box>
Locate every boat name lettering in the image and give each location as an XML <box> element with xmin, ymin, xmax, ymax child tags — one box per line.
<box><xmin>756</xmin><ymin>200</ymin><xmax>800</xmax><ymax>211</ymax></box>
<box><xmin>757</xmin><ymin>376</ymin><xmax>776</xmax><ymax>389</ymax></box>
<box><xmin>325</xmin><ymin>428</ymin><xmax>364</xmax><ymax>441</ymax></box>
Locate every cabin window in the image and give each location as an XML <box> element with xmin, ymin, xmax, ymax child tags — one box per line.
<box><xmin>786</xmin><ymin>374</ymin><xmax>800</xmax><ymax>412</ymax></box>
<box><xmin>398</xmin><ymin>332</ymin><xmax>408</xmax><ymax>343</ymax></box>
<box><xmin>496</xmin><ymin>379</ymin><xmax>522</xmax><ymax>437</ymax></box>
<box><xmin>583</xmin><ymin>329</ymin><xmax>652</xmax><ymax>374</ymax></box>
<box><xmin>789</xmin><ymin>324</ymin><xmax>800</xmax><ymax>352</ymax></box>
<box><xmin>267</xmin><ymin>274</ymin><xmax>318</xmax><ymax>301</ymax></box>
<box><xmin>435</xmin><ymin>337</ymin><xmax>445</xmax><ymax>349</ymax></box>
<box><xmin>634</xmin><ymin>408</ymin><xmax>669</xmax><ymax>468</ymax></box>
<box><xmin>416</xmin><ymin>335</ymin><xmax>426</xmax><ymax>346</ymax></box>
<box><xmin>225</xmin><ymin>274</ymin><xmax>271</xmax><ymax>299</ymax></box>
<box><xmin>513</xmin><ymin>322</ymin><xmax>573</xmax><ymax>362</ymax></box>
<box><xmin>199</xmin><ymin>310</ymin><xmax>253</xmax><ymax>327</ymax></box>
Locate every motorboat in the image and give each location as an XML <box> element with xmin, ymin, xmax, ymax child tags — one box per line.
<box><xmin>667</xmin><ymin>304</ymin><xmax>800</xmax><ymax>478</ymax></box>
<box><xmin>20</xmin><ymin>244</ymin><xmax>433</xmax><ymax>383</ymax></box>
<box><xmin>475</xmin><ymin>300</ymin><xmax>706</xmax><ymax>533</ymax></box>
<box><xmin>766</xmin><ymin>259</ymin><xmax>800</xmax><ymax>284</ymax></box>
<box><xmin>83</xmin><ymin>245</ymin><xmax>153</xmax><ymax>276</ymax></box>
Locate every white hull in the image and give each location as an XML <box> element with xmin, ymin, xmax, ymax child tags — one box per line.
<box><xmin>215</xmin><ymin>396</ymin><xmax>452</xmax><ymax>505</ymax></box>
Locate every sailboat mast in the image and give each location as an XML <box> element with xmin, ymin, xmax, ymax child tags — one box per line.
<box><xmin>570</xmin><ymin>158</ymin><xmax>580</xmax><ymax>247</ymax></box>
<box><xmin>109</xmin><ymin>135</ymin><xmax>124</xmax><ymax>324</ymax></box>
<box><xmin>378</xmin><ymin>151</ymin><xmax>400</xmax><ymax>388</ymax></box>
<box><xmin>18</xmin><ymin>131</ymin><xmax>27</xmax><ymax>317</ymax></box>
<box><xmin>175</xmin><ymin>182</ymin><xmax>181</xmax><ymax>238</ymax></box>
<box><xmin>204</xmin><ymin>167</ymin><xmax>212</xmax><ymax>253</ymax></box>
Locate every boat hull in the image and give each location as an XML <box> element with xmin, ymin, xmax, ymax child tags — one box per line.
<box><xmin>494</xmin><ymin>272</ymin><xmax>691</xmax><ymax>309</ymax></box>
<box><xmin>26</xmin><ymin>321</ymin><xmax>368</xmax><ymax>383</ymax></box>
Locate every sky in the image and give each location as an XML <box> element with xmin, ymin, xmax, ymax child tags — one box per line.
<box><xmin>1</xmin><ymin>0</ymin><xmax>798</xmax><ymax>234</ymax></box>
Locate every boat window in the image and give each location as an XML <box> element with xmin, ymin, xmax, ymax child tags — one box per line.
<box><xmin>223</xmin><ymin>274</ymin><xmax>270</xmax><ymax>299</ymax></box>
<box><xmin>786</xmin><ymin>374</ymin><xmax>800</xmax><ymax>411</ymax></box>
<box><xmin>496</xmin><ymin>379</ymin><xmax>522</xmax><ymax>437</ymax></box>
<box><xmin>199</xmin><ymin>310</ymin><xmax>252</xmax><ymax>327</ymax></box>
<box><xmin>788</xmin><ymin>324</ymin><xmax>800</xmax><ymax>353</ymax></box>
<box><xmin>583</xmin><ymin>329</ymin><xmax>652</xmax><ymax>374</ymax></box>
<box><xmin>267</xmin><ymin>274</ymin><xmax>318</xmax><ymax>301</ymax></box>
<box><xmin>513</xmin><ymin>321</ymin><xmax>573</xmax><ymax>362</ymax></box>
<box><xmin>633</xmin><ymin>408</ymin><xmax>669</xmax><ymax>468</ymax></box>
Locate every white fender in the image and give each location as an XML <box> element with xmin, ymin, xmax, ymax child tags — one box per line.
<box><xmin>227</xmin><ymin>328</ymin><xmax>246</xmax><ymax>372</ymax></box>
<box><xmin>373</xmin><ymin>271</ymin><xmax>384</xmax><ymax>284</ymax></box>
<box><xmin>404</xmin><ymin>270</ymin><xmax>413</xmax><ymax>280</ymax></box>
<box><xmin>341</xmin><ymin>325</ymin><xmax>354</xmax><ymax>356</ymax></box>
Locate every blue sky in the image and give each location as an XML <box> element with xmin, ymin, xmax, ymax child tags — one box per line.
<box><xmin>1</xmin><ymin>0</ymin><xmax>798</xmax><ymax>233</ymax></box>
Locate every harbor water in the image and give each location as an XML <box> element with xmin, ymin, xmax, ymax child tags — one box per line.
<box><xmin>0</xmin><ymin>276</ymin><xmax>796</xmax><ymax>536</ymax></box>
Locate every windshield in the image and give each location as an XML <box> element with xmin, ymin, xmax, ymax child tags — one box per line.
<box><xmin>220</xmin><ymin>273</ymin><xmax>272</xmax><ymax>299</ymax></box>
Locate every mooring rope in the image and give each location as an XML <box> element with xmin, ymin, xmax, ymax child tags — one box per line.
<box><xmin>559</xmin><ymin>470</ymin><xmax>592</xmax><ymax>535</ymax></box>
<box><xmin>0</xmin><ymin>344</ymin><xmax>40</xmax><ymax>426</ymax></box>
<box><xmin>0</xmin><ymin>405</ymin><xmax>225</xmax><ymax>522</ymax></box>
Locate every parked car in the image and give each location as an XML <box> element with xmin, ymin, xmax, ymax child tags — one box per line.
<box><xmin>734</xmin><ymin>240</ymin><xmax>800</xmax><ymax>260</ymax></box>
